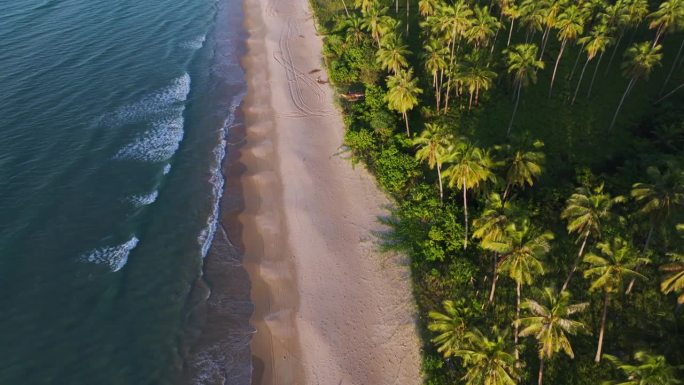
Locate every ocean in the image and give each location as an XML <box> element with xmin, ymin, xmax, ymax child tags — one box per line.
<box><xmin>0</xmin><ymin>0</ymin><xmax>251</xmax><ymax>383</ymax></box>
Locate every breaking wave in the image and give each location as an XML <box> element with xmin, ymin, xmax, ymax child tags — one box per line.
<box><xmin>80</xmin><ymin>236</ymin><xmax>139</xmax><ymax>272</ymax></box>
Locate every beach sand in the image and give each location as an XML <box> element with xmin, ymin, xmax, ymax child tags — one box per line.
<box><xmin>237</xmin><ymin>0</ymin><xmax>422</xmax><ymax>383</ymax></box>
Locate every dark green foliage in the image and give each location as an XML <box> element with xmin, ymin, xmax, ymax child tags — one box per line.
<box><xmin>309</xmin><ymin>0</ymin><xmax>684</xmax><ymax>383</ymax></box>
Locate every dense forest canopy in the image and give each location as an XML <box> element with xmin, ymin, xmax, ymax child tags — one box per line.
<box><xmin>308</xmin><ymin>0</ymin><xmax>684</xmax><ymax>383</ymax></box>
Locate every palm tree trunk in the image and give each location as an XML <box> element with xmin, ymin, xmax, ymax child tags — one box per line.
<box><xmin>406</xmin><ymin>0</ymin><xmax>409</xmax><ymax>34</ymax></box>
<box><xmin>661</xmin><ymin>37</ymin><xmax>684</xmax><ymax>94</ymax></box>
<box><xmin>437</xmin><ymin>163</ymin><xmax>443</xmax><ymax>204</ymax></box>
<box><xmin>652</xmin><ymin>26</ymin><xmax>664</xmax><ymax>49</ymax></box>
<box><xmin>514</xmin><ymin>281</ymin><xmax>521</xmax><ymax>360</ymax></box>
<box><xmin>587</xmin><ymin>51</ymin><xmax>604</xmax><ymax>98</ymax></box>
<box><xmin>549</xmin><ymin>40</ymin><xmax>567</xmax><ymax>96</ymax></box>
<box><xmin>656</xmin><ymin>81</ymin><xmax>684</xmax><ymax>103</ymax></box>
<box><xmin>605</xmin><ymin>30</ymin><xmax>624</xmax><ymax>74</ymax></box>
<box><xmin>609</xmin><ymin>77</ymin><xmax>636</xmax><ymax>131</ymax></box>
<box><xmin>538</xmin><ymin>358</ymin><xmax>545</xmax><ymax>385</ymax></box>
<box><xmin>507</xmin><ymin>82</ymin><xmax>522</xmax><ymax>135</ymax></box>
<box><xmin>626</xmin><ymin>224</ymin><xmax>654</xmax><ymax>295</ymax></box>
<box><xmin>595</xmin><ymin>292</ymin><xmax>610</xmax><ymax>363</ymax></box>
<box><xmin>341</xmin><ymin>0</ymin><xmax>350</xmax><ymax>17</ymax></box>
<box><xmin>403</xmin><ymin>111</ymin><xmax>410</xmax><ymax>136</ymax></box>
<box><xmin>572</xmin><ymin>57</ymin><xmax>590</xmax><ymax>105</ymax></box>
<box><xmin>463</xmin><ymin>177</ymin><xmax>469</xmax><ymax>249</ymax></box>
<box><xmin>568</xmin><ymin>44</ymin><xmax>585</xmax><ymax>81</ymax></box>
<box><xmin>507</xmin><ymin>19</ymin><xmax>515</xmax><ymax>47</ymax></box>
<box><xmin>488</xmin><ymin>253</ymin><xmax>499</xmax><ymax>303</ymax></box>
<box><xmin>561</xmin><ymin>233</ymin><xmax>588</xmax><ymax>292</ymax></box>
<box><xmin>468</xmin><ymin>91</ymin><xmax>474</xmax><ymax>110</ymax></box>
<box><xmin>539</xmin><ymin>26</ymin><xmax>551</xmax><ymax>59</ymax></box>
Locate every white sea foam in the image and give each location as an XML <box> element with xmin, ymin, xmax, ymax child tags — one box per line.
<box><xmin>114</xmin><ymin>115</ymin><xmax>185</xmax><ymax>162</ymax></box>
<box><xmin>81</xmin><ymin>236</ymin><xmax>139</xmax><ymax>272</ymax></box>
<box><xmin>128</xmin><ymin>190</ymin><xmax>158</xmax><ymax>207</ymax></box>
<box><xmin>99</xmin><ymin>73</ymin><xmax>190</xmax><ymax>127</ymax></box>
<box><xmin>163</xmin><ymin>164</ymin><xmax>171</xmax><ymax>175</ymax></box>
<box><xmin>197</xmin><ymin>91</ymin><xmax>245</xmax><ymax>257</ymax></box>
<box><xmin>180</xmin><ymin>34</ymin><xmax>206</xmax><ymax>50</ymax></box>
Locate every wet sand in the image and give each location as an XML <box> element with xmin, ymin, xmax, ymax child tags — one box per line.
<box><xmin>237</xmin><ymin>0</ymin><xmax>422</xmax><ymax>383</ymax></box>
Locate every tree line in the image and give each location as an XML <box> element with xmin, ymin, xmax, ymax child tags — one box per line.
<box><xmin>310</xmin><ymin>0</ymin><xmax>684</xmax><ymax>383</ymax></box>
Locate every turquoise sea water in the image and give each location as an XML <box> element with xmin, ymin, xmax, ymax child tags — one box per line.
<box><xmin>0</xmin><ymin>0</ymin><xmax>249</xmax><ymax>383</ymax></box>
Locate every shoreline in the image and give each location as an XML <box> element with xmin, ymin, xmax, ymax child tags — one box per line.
<box><xmin>235</xmin><ymin>0</ymin><xmax>422</xmax><ymax>383</ymax></box>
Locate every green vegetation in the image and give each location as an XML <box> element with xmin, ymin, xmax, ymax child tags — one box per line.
<box><xmin>309</xmin><ymin>0</ymin><xmax>684</xmax><ymax>383</ymax></box>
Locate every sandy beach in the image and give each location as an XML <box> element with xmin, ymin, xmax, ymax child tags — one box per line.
<box><xmin>237</xmin><ymin>0</ymin><xmax>422</xmax><ymax>383</ymax></box>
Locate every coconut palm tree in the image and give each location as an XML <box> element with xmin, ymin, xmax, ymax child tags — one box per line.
<box><xmin>583</xmin><ymin>237</ymin><xmax>650</xmax><ymax>362</ymax></box>
<box><xmin>515</xmin><ymin>288</ymin><xmax>588</xmax><ymax>385</ymax></box>
<box><xmin>376</xmin><ymin>33</ymin><xmax>409</xmax><ymax>74</ymax></box>
<box><xmin>413</xmin><ymin>123</ymin><xmax>454</xmax><ymax>203</ymax></box>
<box><xmin>418</xmin><ymin>0</ymin><xmax>439</xmax><ymax>17</ymax></box>
<box><xmin>455</xmin><ymin>328</ymin><xmax>520</xmax><ymax>385</ymax></box>
<box><xmin>354</xmin><ymin>0</ymin><xmax>378</xmax><ymax>14</ymax></box>
<box><xmin>648</xmin><ymin>0</ymin><xmax>684</xmax><ymax>48</ymax></box>
<box><xmin>474</xmin><ymin>193</ymin><xmax>519</xmax><ymax>303</ymax></box>
<box><xmin>661</xmin><ymin>251</ymin><xmax>684</xmax><ymax>305</ymax></box>
<box><xmin>423</xmin><ymin>39</ymin><xmax>449</xmax><ymax>110</ymax></box>
<box><xmin>386</xmin><ymin>69</ymin><xmax>422</xmax><ymax>136</ymax></box>
<box><xmin>560</xmin><ymin>184</ymin><xmax>625</xmax><ymax>292</ymax></box>
<box><xmin>549</xmin><ymin>5</ymin><xmax>586</xmax><ymax>96</ymax></box>
<box><xmin>505</xmin><ymin>43</ymin><xmax>545</xmax><ymax>135</ymax></box>
<box><xmin>604</xmin><ymin>351</ymin><xmax>683</xmax><ymax>385</ymax></box>
<box><xmin>444</xmin><ymin>140</ymin><xmax>497</xmax><ymax>248</ymax></box>
<box><xmin>519</xmin><ymin>0</ymin><xmax>545</xmax><ymax>43</ymax></box>
<box><xmin>574</xmin><ymin>22</ymin><xmax>613</xmax><ymax>103</ymax></box>
<box><xmin>487</xmin><ymin>219</ymin><xmax>552</xmax><ymax>358</ymax></box>
<box><xmin>462</xmin><ymin>51</ymin><xmax>497</xmax><ymax>109</ymax></box>
<box><xmin>631</xmin><ymin>162</ymin><xmax>684</xmax><ymax>250</ymax></box>
<box><xmin>361</xmin><ymin>5</ymin><xmax>389</xmax><ymax>46</ymax></box>
<box><xmin>538</xmin><ymin>0</ymin><xmax>565</xmax><ymax>59</ymax></box>
<box><xmin>428</xmin><ymin>299</ymin><xmax>472</xmax><ymax>358</ymax></box>
<box><xmin>502</xmin><ymin>0</ymin><xmax>522</xmax><ymax>46</ymax></box>
<box><xmin>609</xmin><ymin>41</ymin><xmax>662</xmax><ymax>130</ymax></box>
<box><xmin>466</xmin><ymin>5</ymin><xmax>502</xmax><ymax>48</ymax></box>
<box><xmin>338</xmin><ymin>14</ymin><xmax>366</xmax><ymax>44</ymax></box>
<box><xmin>498</xmin><ymin>139</ymin><xmax>545</xmax><ymax>200</ymax></box>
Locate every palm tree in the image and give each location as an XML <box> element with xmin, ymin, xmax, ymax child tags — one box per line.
<box><xmin>386</xmin><ymin>69</ymin><xmax>422</xmax><ymax>136</ymax></box>
<box><xmin>462</xmin><ymin>52</ymin><xmax>497</xmax><ymax>109</ymax></box>
<box><xmin>549</xmin><ymin>5</ymin><xmax>585</xmax><ymax>96</ymax></box>
<box><xmin>354</xmin><ymin>0</ymin><xmax>378</xmax><ymax>14</ymax></box>
<box><xmin>631</xmin><ymin>162</ymin><xmax>684</xmax><ymax>250</ymax></box>
<box><xmin>499</xmin><ymin>139</ymin><xmax>545</xmax><ymax>200</ymax></box>
<box><xmin>339</xmin><ymin>14</ymin><xmax>366</xmax><ymax>44</ymax></box>
<box><xmin>423</xmin><ymin>39</ymin><xmax>449</xmax><ymax>110</ymax></box>
<box><xmin>583</xmin><ymin>237</ymin><xmax>650</xmax><ymax>362</ymax></box>
<box><xmin>515</xmin><ymin>288</ymin><xmax>589</xmax><ymax>385</ymax></box>
<box><xmin>661</xmin><ymin>252</ymin><xmax>684</xmax><ymax>305</ymax></box>
<box><xmin>474</xmin><ymin>193</ymin><xmax>519</xmax><ymax>303</ymax></box>
<box><xmin>428</xmin><ymin>299</ymin><xmax>472</xmax><ymax>358</ymax></box>
<box><xmin>519</xmin><ymin>0</ymin><xmax>544</xmax><ymax>43</ymax></box>
<box><xmin>538</xmin><ymin>0</ymin><xmax>565</xmax><ymax>59</ymax></box>
<box><xmin>466</xmin><ymin>5</ymin><xmax>501</xmax><ymax>48</ymax></box>
<box><xmin>455</xmin><ymin>328</ymin><xmax>520</xmax><ymax>385</ymax></box>
<box><xmin>376</xmin><ymin>33</ymin><xmax>409</xmax><ymax>74</ymax></box>
<box><xmin>505</xmin><ymin>43</ymin><xmax>545</xmax><ymax>135</ymax></box>
<box><xmin>604</xmin><ymin>351</ymin><xmax>683</xmax><ymax>385</ymax></box>
<box><xmin>560</xmin><ymin>184</ymin><xmax>625</xmax><ymax>292</ymax></box>
<box><xmin>487</xmin><ymin>219</ymin><xmax>552</xmax><ymax>358</ymax></box>
<box><xmin>413</xmin><ymin>123</ymin><xmax>454</xmax><ymax>203</ymax></box>
<box><xmin>444</xmin><ymin>140</ymin><xmax>497</xmax><ymax>248</ymax></box>
<box><xmin>418</xmin><ymin>0</ymin><xmax>439</xmax><ymax>17</ymax></box>
<box><xmin>574</xmin><ymin>22</ymin><xmax>612</xmax><ymax>103</ymax></box>
<box><xmin>660</xmin><ymin>223</ymin><xmax>684</xmax><ymax>305</ymax></box>
<box><xmin>361</xmin><ymin>5</ymin><xmax>389</xmax><ymax>46</ymax></box>
<box><xmin>502</xmin><ymin>0</ymin><xmax>522</xmax><ymax>46</ymax></box>
<box><xmin>609</xmin><ymin>42</ymin><xmax>663</xmax><ymax>131</ymax></box>
<box><xmin>648</xmin><ymin>0</ymin><xmax>684</xmax><ymax>48</ymax></box>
